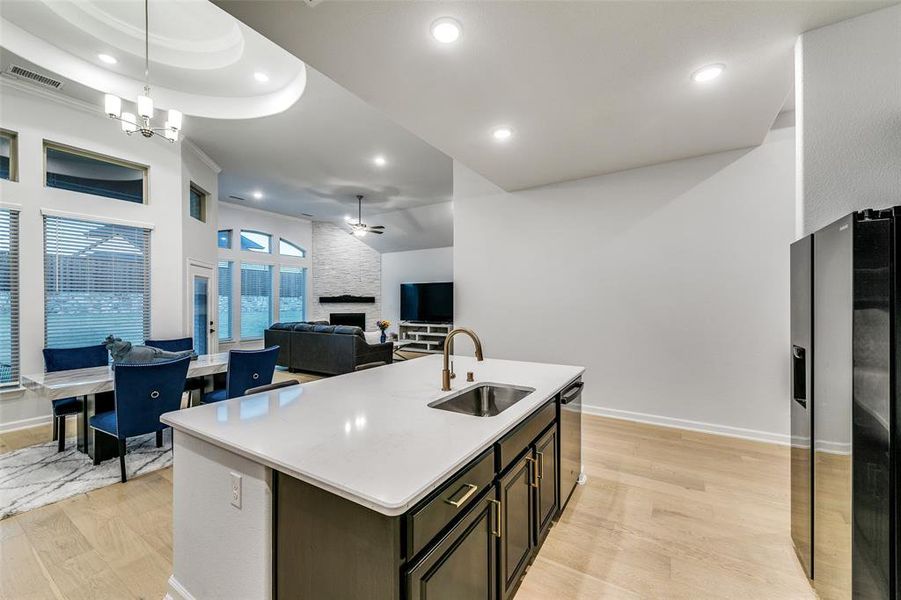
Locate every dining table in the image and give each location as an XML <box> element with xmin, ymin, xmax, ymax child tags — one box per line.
<box><xmin>21</xmin><ymin>353</ymin><xmax>229</xmax><ymax>463</ymax></box>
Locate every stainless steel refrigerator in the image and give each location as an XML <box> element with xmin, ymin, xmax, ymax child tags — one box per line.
<box><xmin>790</xmin><ymin>208</ymin><xmax>898</xmax><ymax>600</ymax></box>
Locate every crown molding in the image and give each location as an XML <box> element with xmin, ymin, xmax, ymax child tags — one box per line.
<box><xmin>182</xmin><ymin>138</ymin><xmax>222</xmax><ymax>174</ymax></box>
<box><xmin>1</xmin><ymin>73</ymin><xmax>99</xmax><ymax>117</ymax></box>
<box><xmin>2</xmin><ymin>73</ymin><xmax>223</xmax><ymax>172</ymax></box>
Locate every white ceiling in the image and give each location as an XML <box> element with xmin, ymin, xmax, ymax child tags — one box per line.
<box><xmin>1</xmin><ymin>0</ymin><xmax>307</xmax><ymax>119</ymax></box>
<box><xmin>0</xmin><ymin>0</ymin><xmax>455</xmax><ymax>252</ymax></box>
<box><xmin>216</xmin><ymin>0</ymin><xmax>893</xmax><ymax>191</ymax></box>
<box><xmin>190</xmin><ymin>66</ymin><xmax>452</xmax><ymax>223</ymax></box>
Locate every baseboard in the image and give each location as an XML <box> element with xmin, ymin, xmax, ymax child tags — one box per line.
<box><xmin>582</xmin><ymin>404</ymin><xmax>791</xmax><ymax>446</ymax></box>
<box><xmin>0</xmin><ymin>414</ymin><xmax>53</xmax><ymax>434</ymax></box>
<box><xmin>166</xmin><ymin>576</ymin><xmax>196</xmax><ymax>600</ymax></box>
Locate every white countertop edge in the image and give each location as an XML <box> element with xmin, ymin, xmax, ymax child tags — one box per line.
<box><xmin>163</xmin><ymin>369</ymin><xmax>584</xmax><ymax>516</ymax></box>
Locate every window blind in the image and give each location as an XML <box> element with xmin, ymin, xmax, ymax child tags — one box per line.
<box><xmin>279</xmin><ymin>266</ymin><xmax>306</xmax><ymax>322</ymax></box>
<box><xmin>44</xmin><ymin>214</ymin><xmax>151</xmax><ymax>349</ymax></box>
<box><xmin>240</xmin><ymin>263</ymin><xmax>271</xmax><ymax>339</ymax></box>
<box><xmin>0</xmin><ymin>209</ymin><xmax>19</xmax><ymax>386</ymax></box>
<box><xmin>218</xmin><ymin>260</ymin><xmax>233</xmax><ymax>341</ymax></box>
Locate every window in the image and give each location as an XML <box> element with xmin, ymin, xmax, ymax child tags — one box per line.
<box><xmin>218</xmin><ymin>229</ymin><xmax>232</xmax><ymax>249</ymax></box>
<box><xmin>279</xmin><ymin>266</ymin><xmax>306</xmax><ymax>322</ymax></box>
<box><xmin>0</xmin><ymin>130</ymin><xmax>18</xmax><ymax>182</ymax></box>
<box><xmin>0</xmin><ymin>208</ymin><xmax>19</xmax><ymax>386</ymax></box>
<box><xmin>218</xmin><ymin>260</ymin><xmax>232</xmax><ymax>341</ymax></box>
<box><xmin>240</xmin><ymin>263</ymin><xmax>271</xmax><ymax>339</ymax></box>
<box><xmin>44</xmin><ymin>215</ymin><xmax>151</xmax><ymax>349</ymax></box>
<box><xmin>240</xmin><ymin>230</ymin><xmax>271</xmax><ymax>254</ymax></box>
<box><xmin>44</xmin><ymin>142</ymin><xmax>146</xmax><ymax>204</ymax></box>
<box><xmin>279</xmin><ymin>238</ymin><xmax>306</xmax><ymax>257</ymax></box>
<box><xmin>189</xmin><ymin>184</ymin><xmax>206</xmax><ymax>222</ymax></box>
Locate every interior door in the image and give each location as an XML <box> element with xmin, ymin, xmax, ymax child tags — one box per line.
<box><xmin>187</xmin><ymin>263</ymin><xmax>214</xmax><ymax>355</ymax></box>
<box><xmin>405</xmin><ymin>496</ymin><xmax>497</xmax><ymax>600</ymax></box>
<box><xmin>498</xmin><ymin>453</ymin><xmax>535</xmax><ymax>600</ymax></box>
<box><xmin>790</xmin><ymin>235</ymin><xmax>814</xmax><ymax>579</ymax></box>
<box><xmin>534</xmin><ymin>426</ymin><xmax>559</xmax><ymax>544</ymax></box>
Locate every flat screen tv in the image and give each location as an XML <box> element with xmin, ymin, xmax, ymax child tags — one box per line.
<box><xmin>400</xmin><ymin>282</ymin><xmax>453</xmax><ymax>323</ymax></box>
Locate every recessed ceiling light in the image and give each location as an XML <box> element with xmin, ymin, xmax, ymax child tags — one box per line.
<box><xmin>430</xmin><ymin>17</ymin><xmax>462</xmax><ymax>44</ymax></box>
<box><xmin>691</xmin><ymin>63</ymin><xmax>725</xmax><ymax>83</ymax></box>
<box><xmin>98</xmin><ymin>53</ymin><xmax>117</xmax><ymax>65</ymax></box>
<box><xmin>252</xmin><ymin>190</ymin><xmax>263</xmax><ymax>200</ymax></box>
<box><xmin>254</xmin><ymin>72</ymin><xmax>269</xmax><ymax>83</ymax></box>
<box><xmin>373</xmin><ymin>155</ymin><xmax>387</xmax><ymax>167</ymax></box>
<box><xmin>492</xmin><ymin>126</ymin><xmax>513</xmax><ymax>142</ymax></box>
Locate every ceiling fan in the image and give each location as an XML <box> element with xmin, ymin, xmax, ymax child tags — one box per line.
<box><xmin>348</xmin><ymin>195</ymin><xmax>385</xmax><ymax>237</ymax></box>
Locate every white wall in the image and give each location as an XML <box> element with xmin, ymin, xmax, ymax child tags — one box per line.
<box><xmin>0</xmin><ymin>81</ymin><xmax>219</xmax><ymax>429</ymax></box>
<box><xmin>381</xmin><ymin>247</ymin><xmax>453</xmax><ymax>334</ymax></box>
<box><xmin>217</xmin><ymin>202</ymin><xmax>312</xmax><ymax>350</ymax></box>
<box><xmin>454</xmin><ymin>125</ymin><xmax>796</xmax><ymax>442</ymax></box>
<box><xmin>796</xmin><ymin>4</ymin><xmax>901</xmax><ymax>235</ymax></box>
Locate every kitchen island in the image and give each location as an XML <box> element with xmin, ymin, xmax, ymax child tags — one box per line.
<box><xmin>161</xmin><ymin>354</ymin><xmax>584</xmax><ymax>600</ymax></box>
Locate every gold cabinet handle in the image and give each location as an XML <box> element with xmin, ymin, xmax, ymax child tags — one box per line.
<box><xmin>537</xmin><ymin>451</ymin><xmax>544</xmax><ymax>479</ymax></box>
<box><xmin>488</xmin><ymin>499</ymin><xmax>502</xmax><ymax>538</ymax></box>
<box><xmin>444</xmin><ymin>483</ymin><xmax>478</xmax><ymax>508</ymax></box>
<box><xmin>526</xmin><ymin>457</ymin><xmax>539</xmax><ymax>488</ymax></box>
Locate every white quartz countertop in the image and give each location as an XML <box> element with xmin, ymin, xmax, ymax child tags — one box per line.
<box><xmin>161</xmin><ymin>355</ymin><xmax>583</xmax><ymax>515</ymax></box>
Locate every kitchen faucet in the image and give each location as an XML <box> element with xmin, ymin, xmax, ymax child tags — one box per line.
<box><xmin>442</xmin><ymin>328</ymin><xmax>484</xmax><ymax>391</ymax></box>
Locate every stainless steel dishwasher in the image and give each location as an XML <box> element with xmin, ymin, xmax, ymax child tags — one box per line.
<box><xmin>559</xmin><ymin>379</ymin><xmax>583</xmax><ymax>508</ymax></box>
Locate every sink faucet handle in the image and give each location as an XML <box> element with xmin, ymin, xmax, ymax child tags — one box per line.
<box><xmin>450</xmin><ymin>360</ymin><xmax>456</xmax><ymax>379</ymax></box>
<box><xmin>466</xmin><ymin>371</ymin><xmax>474</xmax><ymax>382</ymax></box>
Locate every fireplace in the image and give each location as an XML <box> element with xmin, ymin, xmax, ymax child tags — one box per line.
<box><xmin>330</xmin><ymin>313</ymin><xmax>365</xmax><ymax>329</ymax></box>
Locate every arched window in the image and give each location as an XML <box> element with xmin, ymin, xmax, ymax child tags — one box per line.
<box><xmin>240</xmin><ymin>230</ymin><xmax>272</xmax><ymax>253</ymax></box>
<box><xmin>279</xmin><ymin>238</ymin><xmax>306</xmax><ymax>257</ymax></box>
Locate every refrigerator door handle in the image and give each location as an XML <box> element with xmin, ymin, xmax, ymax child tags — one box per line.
<box><xmin>792</xmin><ymin>345</ymin><xmax>807</xmax><ymax>407</ymax></box>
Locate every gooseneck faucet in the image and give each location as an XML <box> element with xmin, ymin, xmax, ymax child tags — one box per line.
<box><xmin>442</xmin><ymin>328</ymin><xmax>484</xmax><ymax>391</ymax></box>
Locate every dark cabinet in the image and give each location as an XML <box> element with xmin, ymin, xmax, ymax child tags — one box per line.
<box><xmin>406</xmin><ymin>496</ymin><xmax>499</xmax><ymax>600</ymax></box>
<box><xmin>534</xmin><ymin>425</ymin><xmax>559</xmax><ymax>544</ymax></box>
<box><xmin>497</xmin><ymin>453</ymin><xmax>536</xmax><ymax>600</ymax></box>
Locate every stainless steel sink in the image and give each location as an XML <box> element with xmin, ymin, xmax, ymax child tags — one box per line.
<box><xmin>429</xmin><ymin>384</ymin><xmax>535</xmax><ymax>417</ymax></box>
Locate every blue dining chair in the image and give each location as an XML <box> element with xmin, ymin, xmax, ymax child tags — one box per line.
<box><xmin>202</xmin><ymin>346</ymin><xmax>280</xmax><ymax>404</ymax></box>
<box><xmin>89</xmin><ymin>356</ymin><xmax>191</xmax><ymax>483</ymax></box>
<box><xmin>43</xmin><ymin>344</ymin><xmax>110</xmax><ymax>452</ymax></box>
<box><xmin>145</xmin><ymin>337</ymin><xmax>193</xmax><ymax>352</ymax></box>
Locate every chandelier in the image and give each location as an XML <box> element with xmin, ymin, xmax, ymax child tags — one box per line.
<box><xmin>103</xmin><ymin>0</ymin><xmax>182</xmax><ymax>142</ymax></box>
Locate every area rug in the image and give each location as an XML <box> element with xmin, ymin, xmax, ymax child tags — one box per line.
<box><xmin>0</xmin><ymin>430</ymin><xmax>172</xmax><ymax>519</ymax></box>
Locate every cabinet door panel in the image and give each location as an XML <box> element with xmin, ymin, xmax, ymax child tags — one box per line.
<box><xmin>535</xmin><ymin>425</ymin><xmax>559</xmax><ymax>543</ymax></box>
<box><xmin>499</xmin><ymin>454</ymin><xmax>535</xmax><ymax>599</ymax></box>
<box><xmin>406</xmin><ymin>497</ymin><xmax>497</xmax><ymax>600</ymax></box>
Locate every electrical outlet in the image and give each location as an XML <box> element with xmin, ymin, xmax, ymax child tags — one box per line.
<box><xmin>230</xmin><ymin>472</ymin><xmax>242</xmax><ymax>509</ymax></box>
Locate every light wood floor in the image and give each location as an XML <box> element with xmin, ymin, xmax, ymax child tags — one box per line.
<box><xmin>1</xmin><ymin>397</ymin><xmax>815</xmax><ymax>599</ymax></box>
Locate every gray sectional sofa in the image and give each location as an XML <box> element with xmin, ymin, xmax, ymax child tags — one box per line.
<box><xmin>264</xmin><ymin>322</ymin><xmax>393</xmax><ymax>375</ymax></box>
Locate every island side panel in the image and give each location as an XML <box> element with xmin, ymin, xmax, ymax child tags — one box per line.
<box><xmin>170</xmin><ymin>432</ymin><xmax>273</xmax><ymax>600</ymax></box>
<box><xmin>276</xmin><ymin>472</ymin><xmax>403</xmax><ymax>600</ymax></box>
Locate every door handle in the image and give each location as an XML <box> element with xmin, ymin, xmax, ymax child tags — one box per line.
<box><xmin>444</xmin><ymin>483</ymin><xmax>478</xmax><ymax>508</ymax></box>
<box><xmin>488</xmin><ymin>499</ymin><xmax>502</xmax><ymax>538</ymax></box>
<box><xmin>537</xmin><ymin>451</ymin><xmax>544</xmax><ymax>479</ymax></box>
<box><xmin>792</xmin><ymin>345</ymin><xmax>807</xmax><ymax>405</ymax></box>
<box><xmin>561</xmin><ymin>382</ymin><xmax>583</xmax><ymax>404</ymax></box>
<box><xmin>526</xmin><ymin>457</ymin><xmax>539</xmax><ymax>488</ymax></box>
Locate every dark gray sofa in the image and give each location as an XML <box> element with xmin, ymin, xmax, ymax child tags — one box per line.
<box><xmin>264</xmin><ymin>322</ymin><xmax>393</xmax><ymax>375</ymax></box>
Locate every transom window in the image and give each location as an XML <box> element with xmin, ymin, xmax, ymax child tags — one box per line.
<box><xmin>218</xmin><ymin>229</ymin><xmax>232</xmax><ymax>249</ymax></box>
<box><xmin>43</xmin><ymin>214</ymin><xmax>151</xmax><ymax>348</ymax></box>
<box><xmin>189</xmin><ymin>184</ymin><xmax>207</xmax><ymax>222</ymax></box>
<box><xmin>0</xmin><ymin>129</ymin><xmax>18</xmax><ymax>182</ymax></box>
<box><xmin>44</xmin><ymin>142</ymin><xmax>147</xmax><ymax>204</ymax></box>
<box><xmin>279</xmin><ymin>238</ymin><xmax>306</xmax><ymax>257</ymax></box>
<box><xmin>240</xmin><ymin>230</ymin><xmax>271</xmax><ymax>254</ymax></box>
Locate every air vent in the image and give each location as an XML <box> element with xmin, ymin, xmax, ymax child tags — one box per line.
<box><xmin>228</xmin><ymin>195</ymin><xmax>246</xmax><ymax>202</ymax></box>
<box><xmin>7</xmin><ymin>65</ymin><xmax>63</xmax><ymax>90</ymax></box>
<box><xmin>301</xmin><ymin>213</ymin><xmax>314</xmax><ymax>218</ymax></box>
